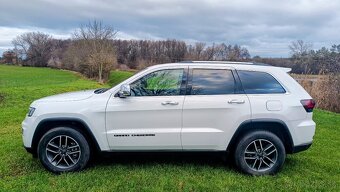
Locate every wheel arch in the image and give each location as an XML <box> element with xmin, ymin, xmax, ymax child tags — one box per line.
<box><xmin>31</xmin><ymin>118</ymin><xmax>101</xmax><ymax>156</ymax></box>
<box><xmin>227</xmin><ymin>119</ymin><xmax>294</xmax><ymax>154</ymax></box>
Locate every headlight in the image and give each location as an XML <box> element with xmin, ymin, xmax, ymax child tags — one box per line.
<box><xmin>27</xmin><ymin>107</ymin><xmax>36</xmax><ymax>117</ymax></box>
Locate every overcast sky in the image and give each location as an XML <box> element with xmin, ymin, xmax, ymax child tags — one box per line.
<box><xmin>1</xmin><ymin>0</ymin><xmax>340</xmax><ymax>57</ymax></box>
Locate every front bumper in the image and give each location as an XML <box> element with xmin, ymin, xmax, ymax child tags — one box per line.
<box><xmin>22</xmin><ymin>115</ymin><xmax>38</xmax><ymax>148</ymax></box>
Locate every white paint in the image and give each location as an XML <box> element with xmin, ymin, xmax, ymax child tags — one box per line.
<box><xmin>22</xmin><ymin>62</ymin><xmax>316</xmax><ymax>152</ymax></box>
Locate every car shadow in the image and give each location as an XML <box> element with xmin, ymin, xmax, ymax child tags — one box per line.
<box><xmin>89</xmin><ymin>151</ymin><xmax>234</xmax><ymax>170</ymax></box>
<box><xmin>87</xmin><ymin>152</ymin><xmax>302</xmax><ymax>174</ymax></box>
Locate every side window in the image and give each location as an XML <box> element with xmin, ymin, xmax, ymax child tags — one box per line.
<box><xmin>238</xmin><ymin>71</ymin><xmax>286</xmax><ymax>94</ymax></box>
<box><xmin>130</xmin><ymin>69</ymin><xmax>184</xmax><ymax>96</ymax></box>
<box><xmin>191</xmin><ymin>69</ymin><xmax>235</xmax><ymax>95</ymax></box>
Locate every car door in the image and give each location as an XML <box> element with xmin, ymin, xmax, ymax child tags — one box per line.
<box><xmin>181</xmin><ymin>66</ymin><xmax>251</xmax><ymax>150</ymax></box>
<box><xmin>105</xmin><ymin>67</ymin><xmax>187</xmax><ymax>150</ymax></box>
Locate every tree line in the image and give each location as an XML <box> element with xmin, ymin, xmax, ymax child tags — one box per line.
<box><xmin>253</xmin><ymin>40</ymin><xmax>340</xmax><ymax>75</ymax></box>
<box><xmin>3</xmin><ymin>21</ymin><xmax>250</xmax><ymax>82</ymax></box>
<box><xmin>2</xmin><ymin>21</ymin><xmax>339</xmax><ymax>82</ymax></box>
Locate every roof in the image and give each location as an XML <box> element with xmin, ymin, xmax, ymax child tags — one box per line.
<box><xmin>179</xmin><ymin>61</ymin><xmax>254</xmax><ymax>65</ymax></box>
<box><xmin>180</xmin><ymin>60</ymin><xmax>269</xmax><ymax>66</ymax></box>
<box><xmin>148</xmin><ymin>61</ymin><xmax>291</xmax><ymax>73</ymax></box>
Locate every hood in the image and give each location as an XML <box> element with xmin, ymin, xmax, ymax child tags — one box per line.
<box><xmin>34</xmin><ymin>90</ymin><xmax>96</xmax><ymax>103</ymax></box>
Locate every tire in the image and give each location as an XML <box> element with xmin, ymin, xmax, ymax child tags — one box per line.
<box><xmin>234</xmin><ymin>131</ymin><xmax>285</xmax><ymax>175</ymax></box>
<box><xmin>37</xmin><ymin>127</ymin><xmax>90</xmax><ymax>173</ymax></box>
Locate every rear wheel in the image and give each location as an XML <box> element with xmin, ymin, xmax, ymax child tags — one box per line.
<box><xmin>234</xmin><ymin>131</ymin><xmax>285</xmax><ymax>175</ymax></box>
<box><xmin>37</xmin><ymin>127</ymin><xmax>90</xmax><ymax>173</ymax></box>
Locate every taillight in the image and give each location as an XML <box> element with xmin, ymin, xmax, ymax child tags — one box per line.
<box><xmin>300</xmin><ymin>99</ymin><xmax>316</xmax><ymax>112</ymax></box>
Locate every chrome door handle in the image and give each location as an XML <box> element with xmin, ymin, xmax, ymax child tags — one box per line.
<box><xmin>161</xmin><ymin>101</ymin><xmax>179</xmax><ymax>105</ymax></box>
<box><xmin>228</xmin><ymin>99</ymin><xmax>245</xmax><ymax>104</ymax></box>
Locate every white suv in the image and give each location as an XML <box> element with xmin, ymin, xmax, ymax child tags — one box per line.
<box><xmin>22</xmin><ymin>61</ymin><xmax>316</xmax><ymax>175</ymax></box>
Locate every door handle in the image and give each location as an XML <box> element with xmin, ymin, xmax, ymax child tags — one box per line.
<box><xmin>228</xmin><ymin>99</ymin><xmax>245</xmax><ymax>104</ymax></box>
<box><xmin>161</xmin><ymin>101</ymin><xmax>179</xmax><ymax>105</ymax></box>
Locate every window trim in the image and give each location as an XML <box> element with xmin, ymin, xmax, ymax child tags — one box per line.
<box><xmin>235</xmin><ymin>70</ymin><xmax>287</xmax><ymax>94</ymax></box>
<box><xmin>128</xmin><ymin>68</ymin><xmax>189</xmax><ymax>97</ymax></box>
<box><xmin>186</xmin><ymin>68</ymin><xmax>240</xmax><ymax>96</ymax></box>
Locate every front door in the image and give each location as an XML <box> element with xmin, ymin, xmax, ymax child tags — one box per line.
<box><xmin>105</xmin><ymin>67</ymin><xmax>187</xmax><ymax>150</ymax></box>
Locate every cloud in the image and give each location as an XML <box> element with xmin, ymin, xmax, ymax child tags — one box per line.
<box><xmin>0</xmin><ymin>26</ymin><xmax>71</xmax><ymax>54</ymax></box>
<box><xmin>1</xmin><ymin>0</ymin><xmax>340</xmax><ymax>57</ymax></box>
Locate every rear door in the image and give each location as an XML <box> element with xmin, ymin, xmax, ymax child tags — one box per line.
<box><xmin>181</xmin><ymin>66</ymin><xmax>251</xmax><ymax>150</ymax></box>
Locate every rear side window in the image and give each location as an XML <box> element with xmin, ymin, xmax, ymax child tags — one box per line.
<box><xmin>238</xmin><ymin>71</ymin><xmax>286</xmax><ymax>94</ymax></box>
<box><xmin>191</xmin><ymin>69</ymin><xmax>235</xmax><ymax>95</ymax></box>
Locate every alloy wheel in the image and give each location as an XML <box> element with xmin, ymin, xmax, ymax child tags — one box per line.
<box><xmin>243</xmin><ymin>139</ymin><xmax>278</xmax><ymax>172</ymax></box>
<box><xmin>45</xmin><ymin>135</ymin><xmax>81</xmax><ymax>169</ymax></box>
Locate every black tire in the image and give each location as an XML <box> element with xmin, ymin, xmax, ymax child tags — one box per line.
<box><xmin>37</xmin><ymin>127</ymin><xmax>90</xmax><ymax>173</ymax></box>
<box><xmin>234</xmin><ymin>131</ymin><xmax>285</xmax><ymax>175</ymax></box>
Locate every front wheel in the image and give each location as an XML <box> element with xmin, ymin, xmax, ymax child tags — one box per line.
<box><xmin>37</xmin><ymin>127</ymin><xmax>90</xmax><ymax>173</ymax></box>
<box><xmin>234</xmin><ymin>131</ymin><xmax>286</xmax><ymax>175</ymax></box>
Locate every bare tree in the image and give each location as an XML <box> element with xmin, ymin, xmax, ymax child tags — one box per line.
<box><xmin>72</xmin><ymin>20</ymin><xmax>118</xmax><ymax>82</ymax></box>
<box><xmin>289</xmin><ymin>40</ymin><xmax>313</xmax><ymax>57</ymax></box>
<box><xmin>12</xmin><ymin>32</ymin><xmax>53</xmax><ymax>66</ymax></box>
<box><xmin>203</xmin><ymin>43</ymin><xmax>216</xmax><ymax>60</ymax></box>
<box><xmin>12</xmin><ymin>36</ymin><xmax>29</xmax><ymax>60</ymax></box>
<box><xmin>194</xmin><ymin>42</ymin><xmax>205</xmax><ymax>60</ymax></box>
<box><xmin>47</xmin><ymin>39</ymin><xmax>71</xmax><ymax>69</ymax></box>
<box><xmin>288</xmin><ymin>40</ymin><xmax>313</xmax><ymax>74</ymax></box>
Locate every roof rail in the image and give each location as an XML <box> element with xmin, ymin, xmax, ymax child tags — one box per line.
<box><xmin>179</xmin><ymin>61</ymin><xmax>271</xmax><ymax>66</ymax></box>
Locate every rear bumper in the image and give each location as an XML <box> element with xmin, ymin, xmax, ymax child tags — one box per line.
<box><xmin>291</xmin><ymin>142</ymin><xmax>312</xmax><ymax>153</ymax></box>
<box><xmin>291</xmin><ymin>119</ymin><xmax>316</xmax><ymax>146</ymax></box>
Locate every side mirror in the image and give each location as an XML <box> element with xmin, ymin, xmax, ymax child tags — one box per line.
<box><xmin>118</xmin><ymin>84</ymin><xmax>131</xmax><ymax>98</ymax></box>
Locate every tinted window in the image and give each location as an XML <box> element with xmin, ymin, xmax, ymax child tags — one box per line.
<box><xmin>238</xmin><ymin>71</ymin><xmax>286</xmax><ymax>94</ymax></box>
<box><xmin>130</xmin><ymin>69</ymin><xmax>184</xmax><ymax>96</ymax></box>
<box><xmin>191</xmin><ymin>69</ymin><xmax>235</xmax><ymax>95</ymax></box>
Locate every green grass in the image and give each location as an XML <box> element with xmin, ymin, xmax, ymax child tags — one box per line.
<box><xmin>109</xmin><ymin>70</ymin><xmax>134</xmax><ymax>86</ymax></box>
<box><xmin>0</xmin><ymin>64</ymin><xmax>339</xmax><ymax>191</ymax></box>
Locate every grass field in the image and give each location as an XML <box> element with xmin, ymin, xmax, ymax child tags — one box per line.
<box><xmin>109</xmin><ymin>70</ymin><xmax>134</xmax><ymax>86</ymax></box>
<box><xmin>0</xmin><ymin>64</ymin><xmax>339</xmax><ymax>191</ymax></box>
